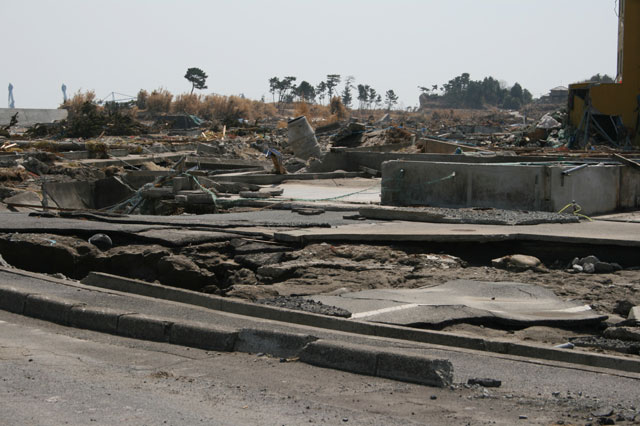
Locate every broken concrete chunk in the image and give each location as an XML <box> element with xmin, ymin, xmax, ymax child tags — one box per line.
<box><xmin>629</xmin><ymin>306</ymin><xmax>640</xmax><ymax>323</ymax></box>
<box><xmin>568</xmin><ymin>254</ymin><xmax>622</xmax><ymax>274</ymax></box>
<box><xmin>579</xmin><ymin>255</ymin><xmax>600</xmax><ymax>265</ymax></box>
<box><xmin>592</xmin><ymin>407</ymin><xmax>615</xmax><ymax>418</ymax></box>
<box><xmin>156</xmin><ymin>254</ymin><xmax>217</xmax><ymax>290</ymax></box>
<box><xmin>141</xmin><ymin>187</ymin><xmax>174</xmax><ymax>200</ymax></box>
<box><xmin>491</xmin><ymin>254</ymin><xmax>543</xmax><ymax>272</ymax></box>
<box><xmin>602</xmin><ymin>327</ymin><xmax>640</xmax><ymax>342</ymax></box>
<box><xmin>594</xmin><ymin>261</ymin><xmax>622</xmax><ymax>274</ymax></box>
<box><xmin>175</xmin><ymin>190</ymin><xmax>216</xmax><ymax>204</ymax></box>
<box><xmin>205</xmin><ymin>181</ymin><xmax>260</xmax><ymax>194</ymax></box>
<box><xmin>239</xmin><ymin>191</ymin><xmax>272</xmax><ymax>199</ymax></box>
<box><xmin>22</xmin><ymin>156</ymin><xmax>50</xmax><ymax>175</ymax></box>
<box><xmin>172</xmin><ymin>176</ymin><xmax>192</xmax><ymax>193</ymax></box>
<box><xmin>3</xmin><ymin>191</ymin><xmax>42</xmax><ymax>207</ymax></box>
<box><xmin>287</xmin><ymin>116</ymin><xmax>322</xmax><ymax>160</ymax></box>
<box><xmin>234</xmin><ymin>252</ymin><xmax>285</xmax><ymax>270</ymax></box>
<box><xmin>613</xmin><ymin>300</ymin><xmax>635</xmax><ymax>317</ymax></box>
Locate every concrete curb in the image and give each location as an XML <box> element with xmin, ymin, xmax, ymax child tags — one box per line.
<box><xmin>24</xmin><ymin>294</ymin><xmax>85</xmax><ymax>325</ymax></box>
<box><xmin>300</xmin><ymin>340</ymin><xmax>453</xmax><ymax>388</ymax></box>
<box><xmin>235</xmin><ymin>328</ymin><xmax>317</xmax><ymax>359</ymax></box>
<box><xmin>80</xmin><ymin>271</ymin><xmax>640</xmax><ymax>374</ymax></box>
<box><xmin>69</xmin><ymin>305</ymin><xmax>121</xmax><ymax>334</ymax></box>
<box><xmin>0</xmin><ymin>281</ymin><xmax>451</xmax><ymax>388</ymax></box>
<box><xmin>170</xmin><ymin>321</ymin><xmax>237</xmax><ymax>352</ymax></box>
<box><xmin>0</xmin><ymin>286</ymin><xmax>28</xmax><ymax>314</ymax></box>
<box><xmin>118</xmin><ymin>314</ymin><xmax>173</xmax><ymax>342</ymax></box>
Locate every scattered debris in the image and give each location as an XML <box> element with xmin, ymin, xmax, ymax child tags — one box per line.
<box><xmin>467</xmin><ymin>378</ymin><xmax>502</xmax><ymax>388</ymax></box>
<box><xmin>570</xmin><ymin>256</ymin><xmax>622</xmax><ymax>274</ymax></box>
<box><xmin>0</xmin><ymin>93</ymin><xmax>639</xmax><ymax>370</ymax></box>
<box><xmin>257</xmin><ymin>296</ymin><xmax>351</xmax><ymax>318</ymax></box>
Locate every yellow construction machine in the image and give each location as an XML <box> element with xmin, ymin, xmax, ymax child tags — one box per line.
<box><xmin>568</xmin><ymin>0</ymin><xmax>640</xmax><ymax>147</ymax></box>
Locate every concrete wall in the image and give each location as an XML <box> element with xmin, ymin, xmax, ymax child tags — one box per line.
<box><xmin>381</xmin><ymin>160</ymin><xmax>638</xmax><ymax>215</ymax></box>
<box><xmin>548</xmin><ymin>165</ymin><xmax>621</xmax><ymax>215</ymax></box>
<box><xmin>0</xmin><ymin>108</ymin><xmax>68</xmax><ymax>126</ymax></box>
<box><xmin>619</xmin><ymin>167</ymin><xmax>640</xmax><ymax>210</ymax></box>
<box><xmin>381</xmin><ymin>161</ymin><xmax>548</xmax><ymax>211</ymax></box>
<box><xmin>313</xmin><ymin>149</ymin><xmax>612</xmax><ymax>174</ymax></box>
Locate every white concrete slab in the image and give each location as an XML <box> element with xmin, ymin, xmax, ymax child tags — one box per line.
<box><xmin>310</xmin><ymin>280</ymin><xmax>605</xmax><ymax>327</ymax></box>
<box><xmin>270</xmin><ymin>178</ymin><xmax>381</xmax><ymax>204</ymax></box>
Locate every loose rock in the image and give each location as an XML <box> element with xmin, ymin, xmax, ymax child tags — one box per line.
<box><xmin>88</xmin><ymin>233</ymin><xmax>113</xmax><ymax>250</ymax></box>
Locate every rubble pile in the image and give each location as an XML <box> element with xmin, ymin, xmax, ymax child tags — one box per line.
<box><xmin>1</xmin><ymin>99</ymin><xmax>639</xmax><ymax>362</ymax></box>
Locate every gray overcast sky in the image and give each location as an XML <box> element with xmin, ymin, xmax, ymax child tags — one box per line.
<box><xmin>2</xmin><ymin>0</ymin><xmax>619</xmax><ymax>109</ymax></box>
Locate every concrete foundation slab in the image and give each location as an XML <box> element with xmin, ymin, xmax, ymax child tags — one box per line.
<box><xmin>272</xmin><ymin>178</ymin><xmax>381</xmax><ymax>204</ymax></box>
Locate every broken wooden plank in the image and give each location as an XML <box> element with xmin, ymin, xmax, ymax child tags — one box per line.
<box><xmin>612</xmin><ymin>153</ymin><xmax>640</xmax><ymax>170</ymax></box>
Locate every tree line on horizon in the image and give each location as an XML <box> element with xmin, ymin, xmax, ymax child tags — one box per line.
<box><xmin>418</xmin><ymin>73</ymin><xmax>533</xmax><ymax>110</ymax></box>
<box><xmin>268</xmin><ymin>75</ymin><xmax>399</xmax><ymax>112</ymax></box>
<box><xmin>268</xmin><ymin>73</ymin><xmax>538</xmax><ymax>112</ymax></box>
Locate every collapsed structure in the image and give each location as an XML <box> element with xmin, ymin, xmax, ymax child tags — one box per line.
<box><xmin>0</xmin><ymin>0</ymin><xmax>639</xmax><ymax>380</ymax></box>
<box><xmin>569</xmin><ymin>0</ymin><xmax>640</xmax><ymax>147</ymax></box>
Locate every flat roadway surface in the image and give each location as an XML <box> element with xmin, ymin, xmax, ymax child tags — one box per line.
<box><xmin>1</xmin><ymin>310</ymin><xmax>639</xmax><ymax>426</ymax></box>
<box><xmin>275</xmin><ymin>219</ymin><xmax>640</xmax><ymax>246</ymax></box>
<box><xmin>2</xmin><ymin>212</ymin><xmax>640</xmax><ymax>249</ymax></box>
<box><xmin>1</xmin><ymin>269</ymin><xmax>640</xmax><ymax>425</ymax></box>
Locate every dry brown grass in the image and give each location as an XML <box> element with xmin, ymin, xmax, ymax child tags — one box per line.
<box><xmin>197</xmin><ymin>95</ymin><xmax>277</xmax><ymax>124</ymax></box>
<box><xmin>293</xmin><ymin>102</ymin><xmax>310</xmax><ymax>118</ymax></box>
<box><xmin>146</xmin><ymin>89</ymin><xmax>173</xmax><ymax>113</ymax></box>
<box><xmin>330</xmin><ymin>96</ymin><xmax>348</xmax><ymax>120</ymax></box>
<box><xmin>172</xmin><ymin>93</ymin><xmax>201</xmax><ymax>115</ymax></box>
<box><xmin>61</xmin><ymin>90</ymin><xmax>96</xmax><ymax>116</ymax></box>
<box><xmin>133</xmin><ymin>88</ymin><xmax>278</xmax><ymax>123</ymax></box>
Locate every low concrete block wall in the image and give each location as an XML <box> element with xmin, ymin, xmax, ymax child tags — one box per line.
<box><xmin>381</xmin><ymin>160</ymin><xmax>634</xmax><ymax>215</ymax></box>
<box><xmin>0</xmin><ymin>108</ymin><xmax>68</xmax><ymax>126</ymax></box>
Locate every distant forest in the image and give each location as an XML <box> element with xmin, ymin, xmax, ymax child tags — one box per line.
<box><xmin>419</xmin><ymin>73</ymin><xmax>532</xmax><ymax>110</ymax></box>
